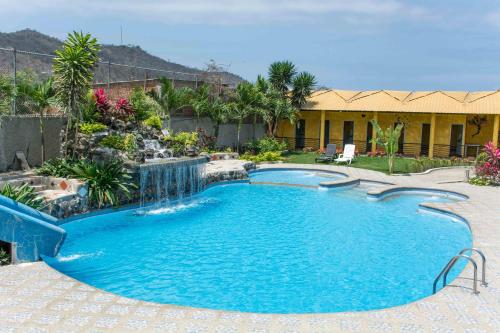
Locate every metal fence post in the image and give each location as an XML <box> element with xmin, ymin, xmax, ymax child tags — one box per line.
<box><xmin>12</xmin><ymin>48</ymin><xmax>17</xmax><ymax>114</ymax></box>
<box><xmin>107</xmin><ymin>60</ymin><xmax>111</xmax><ymax>93</ymax></box>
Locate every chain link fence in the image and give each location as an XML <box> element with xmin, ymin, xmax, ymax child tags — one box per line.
<box><xmin>0</xmin><ymin>47</ymin><xmax>212</xmax><ymax>116</ymax></box>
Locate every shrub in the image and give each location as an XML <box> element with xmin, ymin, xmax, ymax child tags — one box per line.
<box><xmin>113</xmin><ymin>98</ymin><xmax>135</xmax><ymax>119</ymax></box>
<box><xmin>95</xmin><ymin>88</ymin><xmax>110</xmax><ymax>113</ymax></box>
<box><xmin>0</xmin><ymin>183</ymin><xmax>45</xmax><ymax>209</ymax></box>
<box><xmin>130</xmin><ymin>88</ymin><xmax>161</xmax><ymax>121</ymax></box>
<box><xmin>36</xmin><ymin>158</ymin><xmax>76</xmax><ymax>177</ymax></box>
<box><xmin>407</xmin><ymin>157</ymin><xmax>473</xmax><ymax>173</ymax></box>
<box><xmin>123</xmin><ymin>133</ymin><xmax>137</xmax><ymax>153</ymax></box>
<box><xmin>79</xmin><ymin>122</ymin><xmax>107</xmax><ymax>134</ymax></box>
<box><xmin>246</xmin><ymin>137</ymin><xmax>287</xmax><ymax>154</ymax></box>
<box><xmin>70</xmin><ymin>160</ymin><xmax>135</xmax><ymax>208</ymax></box>
<box><xmin>468</xmin><ymin>176</ymin><xmax>491</xmax><ymax>186</ymax></box>
<box><xmin>100</xmin><ymin>135</ymin><xmax>126</xmax><ymax>151</ymax></box>
<box><xmin>143</xmin><ymin>115</ymin><xmax>162</xmax><ymax>130</ymax></box>
<box><xmin>240</xmin><ymin>151</ymin><xmax>283</xmax><ymax>163</ymax></box>
<box><xmin>164</xmin><ymin>131</ymin><xmax>199</xmax><ymax>156</ymax></box>
<box><xmin>0</xmin><ymin>248</ymin><xmax>10</xmax><ymax>266</ymax></box>
<box><xmin>475</xmin><ymin>142</ymin><xmax>500</xmax><ymax>185</ymax></box>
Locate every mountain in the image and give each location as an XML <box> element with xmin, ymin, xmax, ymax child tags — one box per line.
<box><xmin>0</xmin><ymin>29</ymin><xmax>244</xmax><ymax>87</ymax></box>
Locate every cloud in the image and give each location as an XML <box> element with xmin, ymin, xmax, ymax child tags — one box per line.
<box><xmin>485</xmin><ymin>10</ymin><xmax>500</xmax><ymax>28</ymax></box>
<box><xmin>0</xmin><ymin>0</ymin><xmax>435</xmax><ymax>26</ymax></box>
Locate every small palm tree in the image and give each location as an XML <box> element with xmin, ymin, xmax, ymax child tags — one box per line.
<box><xmin>16</xmin><ymin>78</ymin><xmax>55</xmax><ymax>163</ymax></box>
<box><xmin>370</xmin><ymin>120</ymin><xmax>404</xmax><ymax>174</ymax></box>
<box><xmin>268</xmin><ymin>61</ymin><xmax>297</xmax><ymax>96</ymax></box>
<box><xmin>53</xmin><ymin>31</ymin><xmax>100</xmax><ymax>156</ymax></box>
<box><xmin>149</xmin><ymin>77</ymin><xmax>192</xmax><ymax>130</ymax></box>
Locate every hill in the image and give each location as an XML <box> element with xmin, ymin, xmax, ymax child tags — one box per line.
<box><xmin>0</xmin><ymin>29</ymin><xmax>243</xmax><ymax>86</ymax></box>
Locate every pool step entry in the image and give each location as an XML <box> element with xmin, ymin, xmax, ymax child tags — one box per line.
<box><xmin>433</xmin><ymin>248</ymin><xmax>487</xmax><ymax>295</ymax></box>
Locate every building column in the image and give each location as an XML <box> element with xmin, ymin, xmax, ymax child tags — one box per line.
<box><xmin>429</xmin><ymin>113</ymin><xmax>436</xmax><ymax>159</ymax></box>
<box><xmin>371</xmin><ymin>111</ymin><xmax>378</xmax><ymax>154</ymax></box>
<box><xmin>319</xmin><ymin>110</ymin><xmax>326</xmax><ymax>150</ymax></box>
<box><xmin>493</xmin><ymin>114</ymin><xmax>500</xmax><ymax>147</ymax></box>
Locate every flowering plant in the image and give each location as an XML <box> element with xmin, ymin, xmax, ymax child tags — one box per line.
<box><xmin>94</xmin><ymin>88</ymin><xmax>110</xmax><ymax>113</ymax></box>
<box><xmin>475</xmin><ymin>141</ymin><xmax>500</xmax><ymax>184</ymax></box>
<box><xmin>113</xmin><ymin>98</ymin><xmax>134</xmax><ymax>119</ymax></box>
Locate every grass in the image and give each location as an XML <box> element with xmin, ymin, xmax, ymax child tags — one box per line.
<box><xmin>283</xmin><ymin>152</ymin><xmax>418</xmax><ymax>174</ymax></box>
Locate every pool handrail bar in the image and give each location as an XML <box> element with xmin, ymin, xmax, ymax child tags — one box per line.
<box><xmin>433</xmin><ymin>254</ymin><xmax>479</xmax><ymax>295</ymax></box>
<box><xmin>458</xmin><ymin>248</ymin><xmax>487</xmax><ymax>287</ymax></box>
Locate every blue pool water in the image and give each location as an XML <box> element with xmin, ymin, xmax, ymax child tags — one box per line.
<box><xmin>250</xmin><ymin>169</ymin><xmax>344</xmax><ymax>186</ymax></box>
<box><xmin>44</xmin><ymin>181</ymin><xmax>471</xmax><ymax>314</ymax></box>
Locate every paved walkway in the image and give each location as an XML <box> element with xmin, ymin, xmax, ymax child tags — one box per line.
<box><xmin>1</xmin><ymin>164</ymin><xmax>499</xmax><ymax>333</ymax></box>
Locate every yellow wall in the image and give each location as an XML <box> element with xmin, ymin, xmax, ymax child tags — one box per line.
<box><xmin>277</xmin><ymin>110</ymin><xmax>494</xmax><ymax>157</ymax></box>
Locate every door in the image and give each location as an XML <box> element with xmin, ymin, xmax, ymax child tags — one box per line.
<box><xmin>394</xmin><ymin>122</ymin><xmax>405</xmax><ymax>154</ymax></box>
<box><xmin>295</xmin><ymin>119</ymin><xmax>306</xmax><ymax>149</ymax></box>
<box><xmin>343</xmin><ymin>121</ymin><xmax>354</xmax><ymax>146</ymax></box>
<box><xmin>324</xmin><ymin>120</ymin><xmax>330</xmax><ymax>148</ymax></box>
<box><xmin>450</xmin><ymin>124</ymin><xmax>464</xmax><ymax>157</ymax></box>
<box><xmin>366</xmin><ymin>122</ymin><xmax>373</xmax><ymax>153</ymax></box>
<box><xmin>421</xmin><ymin>123</ymin><xmax>430</xmax><ymax>156</ymax></box>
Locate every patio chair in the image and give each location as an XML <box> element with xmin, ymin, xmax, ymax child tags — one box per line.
<box><xmin>335</xmin><ymin>144</ymin><xmax>356</xmax><ymax>164</ymax></box>
<box><xmin>315</xmin><ymin>144</ymin><xmax>337</xmax><ymax>163</ymax></box>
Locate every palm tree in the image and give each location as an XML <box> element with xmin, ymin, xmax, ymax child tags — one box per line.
<box><xmin>228</xmin><ymin>82</ymin><xmax>264</xmax><ymax>151</ymax></box>
<box><xmin>53</xmin><ymin>31</ymin><xmax>100</xmax><ymax>156</ymax></box>
<box><xmin>370</xmin><ymin>120</ymin><xmax>404</xmax><ymax>174</ymax></box>
<box><xmin>17</xmin><ymin>78</ymin><xmax>55</xmax><ymax>163</ymax></box>
<box><xmin>149</xmin><ymin>77</ymin><xmax>193</xmax><ymax>130</ymax></box>
<box><xmin>260</xmin><ymin>61</ymin><xmax>316</xmax><ymax>136</ymax></box>
<box><xmin>191</xmin><ymin>84</ymin><xmax>230</xmax><ymax>140</ymax></box>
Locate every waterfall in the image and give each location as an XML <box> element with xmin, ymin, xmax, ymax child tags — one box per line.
<box><xmin>143</xmin><ymin>139</ymin><xmax>174</xmax><ymax>161</ymax></box>
<box><xmin>139</xmin><ymin>158</ymin><xmax>206</xmax><ymax>206</ymax></box>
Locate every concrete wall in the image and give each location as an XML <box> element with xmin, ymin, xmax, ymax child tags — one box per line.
<box><xmin>0</xmin><ymin>116</ymin><xmax>65</xmax><ymax>172</ymax></box>
<box><xmin>171</xmin><ymin>116</ymin><xmax>266</xmax><ymax>148</ymax></box>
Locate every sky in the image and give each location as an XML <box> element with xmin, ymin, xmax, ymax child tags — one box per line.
<box><xmin>1</xmin><ymin>0</ymin><xmax>500</xmax><ymax>91</ymax></box>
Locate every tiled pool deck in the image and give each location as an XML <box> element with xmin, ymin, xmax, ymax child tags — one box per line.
<box><xmin>1</xmin><ymin>164</ymin><xmax>499</xmax><ymax>333</ymax></box>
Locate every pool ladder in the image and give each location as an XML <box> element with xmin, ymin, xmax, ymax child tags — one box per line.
<box><xmin>433</xmin><ymin>248</ymin><xmax>487</xmax><ymax>295</ymax></box>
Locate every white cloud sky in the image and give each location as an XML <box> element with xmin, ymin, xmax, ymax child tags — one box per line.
<box><xmin>0</xmin><ymin>0</ymin><xmax>435</xmax><ymax>25</ymax></box>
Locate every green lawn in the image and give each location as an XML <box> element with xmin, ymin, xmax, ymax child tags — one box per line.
<box><xmin>283</xmin><ymin>152</ymin><xmax>417</xmax><ymax>174</ymax></box>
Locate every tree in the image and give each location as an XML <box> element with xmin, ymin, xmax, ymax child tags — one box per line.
<box><xmin>228</xmin><ymin>82</ymin><xmax>264</xmax><ymax>151</ymax></box>
<box><xmin>259</xmin><ymin>61</ymin><xmax>316</xmax><ymax>136</ymax></box>
<box><xmin>370</xmin><ymin>120</ymin><xmax>404</xmax><ymax>174</ymax></box>
<box><xmin>148</xmin><ymin>77</ymin><xmax>192</xmax><ymax>130</ymax></box>
<box><xmin>191</xmin><ymin>84</ymin><xmax>230</xmax><ymax>139</ymax></box>
<box><xmin>16</xmin><ymin>78</ymin><xmax>55</xmax><ymax>163</ymax></box>
<box><xmin>53</xmin><ymin>31</ymin><xmax>100</xmax><ymax>156</ymax></box>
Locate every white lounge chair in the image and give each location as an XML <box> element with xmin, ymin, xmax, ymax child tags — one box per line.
<box><xmin>335</xmin><ymin>144</ymin><xmax>356</xmax><ymax>164</ymax></box>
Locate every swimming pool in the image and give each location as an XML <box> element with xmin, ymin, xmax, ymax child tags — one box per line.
<box><xmin>249</xmin><ymin>169</ymin><xmax>345</xmax><ymax>186</ymax></box>
<box><xmin>44</xmin><ymin>173</ymin><xmax>471</xmax><ymax>314</ymax></box>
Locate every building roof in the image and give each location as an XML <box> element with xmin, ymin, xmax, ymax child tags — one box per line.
<box><xmin>303</xmin><ymin>89</ymin><xmax>500</xmax><ymax>115</ymax></box>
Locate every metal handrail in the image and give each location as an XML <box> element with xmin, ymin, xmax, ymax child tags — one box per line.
<box><xmin>459</xmin><ymin>248</ymin><xmax>487</xmax><ymax>287</ymax></box>
<box><xmin>433</xmin><ymin>254</ymin><xmax>479</xmax><ymax>295</ymax></box>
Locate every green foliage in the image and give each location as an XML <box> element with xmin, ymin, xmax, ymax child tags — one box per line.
<box><xmin>35</xmin><ymin>158</ymin><xmax>77</xmax><ymax>177</ymax></box>
<box><xmin>268</xmin><ymin>61</ymin><xmax>297</xmax><ymax>95</ymax></box>
<box><xmin>240</xmin><ymin>151</ymin><xmax>283</xmax><ymax>163</ymax></box>
<box><xmin>53</xmin><ymin>31</ymin><xmax>100</xmax><ymax>130</ymax></box>
<box><xmin>70</xmin><ymin>160</ymin><xmax>135</xmax><ymax>208</ymax></box>
<box><xmin>100</xmin><ymin>135</ymin><xmax>126</xmax><ymax>151</ymax></box>
<box><xmin>191</xmin><ymin>84</ymin><xmax>229</xmax><ymax>137</ymax></box>
<box><xmin>143</xmin><ymin>114</ymin><xmax>162</xmax><ymax>130</ymax></box>
<box><xmin>81</xmin><ymin>89</ymin><xmax>99</xmax><ymax>122</ymax></box>
<box><xmin>0</xmin><ymin>248</ymin><xmax>10</xmax><ymax>266</ymax></box>
<box><xmin>123</xmin><ymin>133</ymin><xmax>138</xmax><ymax>153</ymax></box>
<box><xmin>0</xmin><ymin>74</ymin><xmax>15</xmax><ymax>115</ymax></box>
<box><xmin>370</xmin><ymin>120</ymin><xmax>404</xmax><ymax>174</ymax></box>
<box><xmin>469</xmin><ymin>176</ymin><xmax>492</xmax><ymax>186</ymax></box>
<box><xmin>246</xmin><ymin>137</ymin><xmax>287</xmax><ymax>154</ymax></box>
<box><xmin>79</xmin><ymin>122</ymin><xmax>107</xmax><ymax>134</ymax></box>
<box><xmin>164</xmin><ymin>131</ymin><xmax>198</xmax><ymax>156</ymax></box>
<box><xmin>130</xmin><ymin>88</ymin><xmax>161</xmax><ymax>121</ymax></box>
<box><xmin>148</xmin><ymin>77</ymin><xmax>193</xmax><ymax>127</ymax></box>
<box><xmin>0</xmin><ymin>183</ymin><xmax>45</xmax><ymax>209</ymax></box>
<box><xmin>406</xmin><ymin>157</ymin><xmax>473</xmax><ymax>173</ymax></box>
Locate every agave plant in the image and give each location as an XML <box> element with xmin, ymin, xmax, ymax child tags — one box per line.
<box><xmin>70</xmin><ymin>160</ymin><xmax>135</xmax><ymax>208</ymax></box>
<box><xmin>0</xmin><ymin>183</ymin><xmax>45</xmax><ymax>210</ymax></box>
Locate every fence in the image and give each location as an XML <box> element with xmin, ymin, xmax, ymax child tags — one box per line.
<box><xmin>0</xmin><ymin>47</ymin><xmax>218</xmax><ymax>115</ymax></box>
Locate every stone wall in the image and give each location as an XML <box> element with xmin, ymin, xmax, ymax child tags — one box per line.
<box><xmin>0</xmin><ymin>115</ymin><xmax>65</xmax><ymax>172</ymax></box>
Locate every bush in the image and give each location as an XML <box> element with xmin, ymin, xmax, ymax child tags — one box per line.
<box><xmin>0</xmin><ymin>183</ymin><xmax>45</xmax><ymax>209</ymax></box>
<box><xmin>475</xmin><ymin>142</ymin><xmax>500</xmax><ymax>185</ymax></box>
<box><xmin>100</xmin><ymin>135</ymin><xmax>126</xmax><ymax>151</ymax></box>
<box><xmin>123</xmin><ymin>133</ymin><xmax>138</xmax><ymax>153</ymax></box>
<box><xmin>407</xmin><ymin>157</ymin><xmax>473</xmax><ymax>173</ymax></box>
<box><xmin>240</xmin><ymin>151</ymin><xmax>283</xmax><ymax>163</ymax></box>
<box><xmin>469</xmin><ymin>176</ymin><xmax>492</xmax><ymax>186</ymax></box>
<box><xmin>246</xmin><ymin>137</ymin><xmax>287</xmax><ymax>154</ymax></box>
<box><xmin>0</xmin><ymin>248</ymin><xmax>10</xmax><ymax>266</ymax></box>
<box><xmin>143</xmin><ymin>115</ymin><xmax>162</xmax><ymax>130</ymax></box>
<box><xmin>130</xmin><ymin>88</ymin><xmax>161</xmax><ymax>121</ymax></box>
<box><xmin>70</xmin><ymin>160</ymin><xmax>135</xmax><ymax>208</ymax></box>
<box><xmin>164</xmin><ymin>131</ymin><xmax>199</xmax><ymax>156</ymax></box>
<box><xmin>36</xmin><ymin>158</ymin><xmax>76</xmax><ymax>177</ymax></box>
<box><xmin>79</xmin><ymin>122</ymin><xmax>107</xmax><ymax>134</ymax></box>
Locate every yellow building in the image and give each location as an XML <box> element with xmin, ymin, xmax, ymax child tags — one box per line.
<box><xmin>277</xmin><ymin>89</ymin><xmax>500</xmax><ymax>158</ymax></box>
